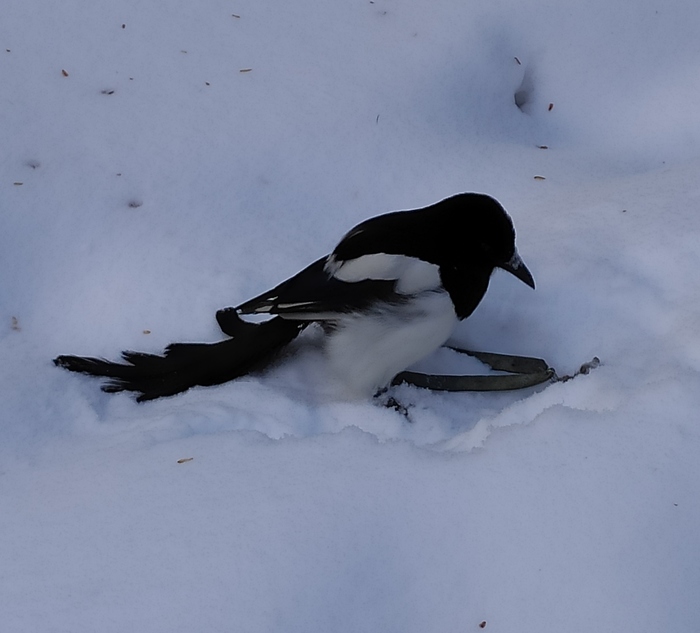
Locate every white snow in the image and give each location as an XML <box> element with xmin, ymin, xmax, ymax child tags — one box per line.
<box><xmin>2</xmin><ymin>1</ymin><xmax>700</xmax><ymax>631</ymax></box>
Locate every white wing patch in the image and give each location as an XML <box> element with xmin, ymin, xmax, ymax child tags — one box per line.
<box><xmin>327</xmin><ymin>253</ymin><xmax>441</xmax><ymax>295</ymax></box>
<box><xmin>394</xmin><ymin>258</ymin><xmax>442</xmax><ymax>294</ymax></box>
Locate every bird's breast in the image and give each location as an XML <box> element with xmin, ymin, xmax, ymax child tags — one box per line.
<box><xmin>323</xmin><ymin>290</ymin><xmax>458</xmax><ymax>397</ymax></box>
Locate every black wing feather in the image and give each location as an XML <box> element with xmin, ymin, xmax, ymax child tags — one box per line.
<box><xmin>235</xmin><ymin>256</ymin><xmax>400</xmax><ymax>317</ymax></box>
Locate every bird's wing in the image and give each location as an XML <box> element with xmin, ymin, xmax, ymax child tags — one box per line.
<box><xmin>235</xmin><ymin>253</ymin><xmax>441</xmax><ymax>320</ymax></box>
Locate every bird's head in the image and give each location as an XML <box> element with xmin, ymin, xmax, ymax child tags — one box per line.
<box><xmin>439</xmin><ymin>193</ymin><xmax>535</xmax><ymax>289</ymax></box>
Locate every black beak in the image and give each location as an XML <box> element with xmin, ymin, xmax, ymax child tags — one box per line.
<box><xmin>499</xmin><ymin>250</ymin><xmax>535</xmax><ymax>289</ymax></box>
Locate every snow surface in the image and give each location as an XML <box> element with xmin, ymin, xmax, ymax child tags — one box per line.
<box><xmin>2</xmin><ymin>1</ymin><xmax>700</xmax><ymax>631</ymax></box>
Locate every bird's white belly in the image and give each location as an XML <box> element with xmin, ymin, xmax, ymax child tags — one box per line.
<box><xmin>324</xmin><ymin>290</ymin><xmax>458</xmax><ymax>397</ymax></box>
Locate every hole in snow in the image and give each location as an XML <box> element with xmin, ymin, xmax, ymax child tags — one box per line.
<box><xmin>514</xmin><ymin>65</ymin><xmax>535</xmax><ymax>113</ymax></box>
<box><xmin>514</xmin><ymin>88</ymin><xmax>529</xmax><ymax>110</ymax></box>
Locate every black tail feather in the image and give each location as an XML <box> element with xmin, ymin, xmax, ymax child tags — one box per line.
<box><xmin>54</xmin><ymin>315</ymin><xmax>306</xmax><ymax>402</ymax></box>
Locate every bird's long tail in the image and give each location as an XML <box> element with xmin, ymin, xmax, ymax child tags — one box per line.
<box><xmin>54</xmin><ymin>311</ymin><xmax>306</xmax><ymax>402</ymax></box>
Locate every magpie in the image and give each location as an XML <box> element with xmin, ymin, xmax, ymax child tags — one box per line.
<box><xmin>54</xmin><ymin>193</ymin><xmax>534</xmax><ymax>401</ymax></box>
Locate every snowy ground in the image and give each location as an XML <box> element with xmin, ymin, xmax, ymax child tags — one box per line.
<box><xmin>2</xmin><ymin>1</ymin><xmax>700</xmax><ymax>631</ymax></box>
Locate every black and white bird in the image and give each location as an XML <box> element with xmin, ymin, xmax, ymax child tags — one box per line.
<box><xmin>55</xmin><ymin>193</ymin><xmax>534</xmax><ymax>401</ymax></box>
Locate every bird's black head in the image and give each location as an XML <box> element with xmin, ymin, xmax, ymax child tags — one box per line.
<box><xmin>431</xmin><ymin>193</ymin><xmax>535</xmax><ymax>289</ymax></box>
<box><xmin>405</xmin><ymin>193</ymin><xmax>533</xmax><ymax>319</ymax></box>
